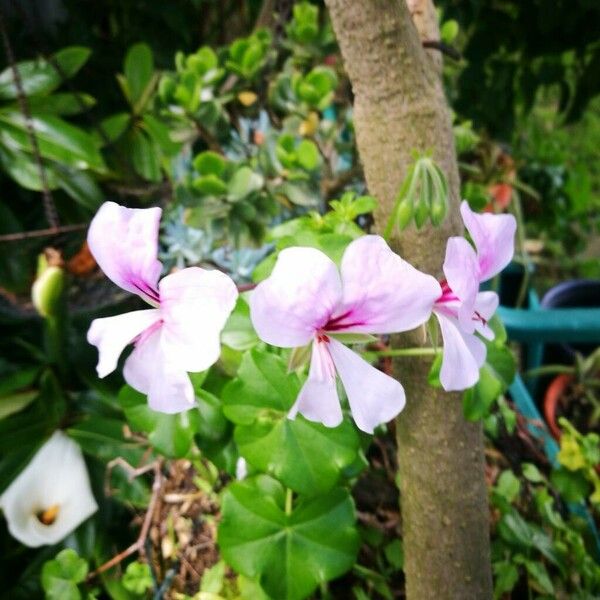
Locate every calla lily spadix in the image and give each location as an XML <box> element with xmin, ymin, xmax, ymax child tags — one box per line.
<box><xmin>87</xmin><ymin>202</ymin><xmax>238</xmax><ymax>413</ymax></box>
<box><xmin>0</xmin><ymin>431</ymin><xmax>97</xmax><ymax>547</ymax></box>
<box><xmin>433</xmin><ymin>201</ymin><xmax>516</xmax><ymax>391</ymax></box>
<box><xmin>250</xmin><ymin>235</ymin><xmax>441</xmax><ymax>433</ymax></box>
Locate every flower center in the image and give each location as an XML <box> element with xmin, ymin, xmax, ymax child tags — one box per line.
<box><xmin>437</xmin><ymin>279</ymin><xmax>459</xmax><ymax>304</ymax></box>
<box><xmin>316</xmin><ymin>331</ymin><xmax>330</xmax><ymax>344</ymax></box>
<box><xmin>323</xmin><ymin>309</ymin><xmax>365</xmax><ymax>332</ymax></box>
<box><xmin>37</xmin><ymin>504</ymin><xmax>60</xmax><ymax>526</ymax></box>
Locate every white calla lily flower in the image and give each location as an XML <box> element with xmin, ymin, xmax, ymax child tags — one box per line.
<box><xmin>0</xmin><ymin>431</ymin><xmax>98</xmax><ymax>547</ymax></box>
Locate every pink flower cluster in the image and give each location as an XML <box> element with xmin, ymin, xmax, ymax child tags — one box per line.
<box><xmin>87</xmin><ymin>201</ymin><xmax>515</xmax><ymax>432</ymax></box>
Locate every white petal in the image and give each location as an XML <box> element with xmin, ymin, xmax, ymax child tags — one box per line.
<box><xmin>474</xmin><ymin>291</ymin><xmax>499</xmax><ymax>340</ymax></box>
<box><xmin>123</xmin><ymin>327</ymin><xmax>195</xmax><ymax>414</ymax></box>
<box><xmin>87</xmin><ymin>309</ymin><xmax>160</xmax><ymax>378</ymax></box>
<box><xmin>336</xmin><ymin>235</ymin><xmax>441</xmax><ymax>334</ymax></box>
<box><xmin>250</xmin><ymin>247</ymin><xmax>343</xmax><ymax>347</ymax></box>
<box><xmin>0</xmin><ymin>431</ymin><xmax>97</xmax><ymax>548</ymax></box>
<box><xmin>436</xmin><ymin>312</ymin><xmax>486</xmax><ymax>391</ymax></box>
<box><xmin>87</xmin><ymin>201</ymin><xmax>163</xmax><ymax>302</ymax></box>
<box><xmin>289</xmin><ymin>340</ymin><xmax>342</xmax><ymax>428</ymax></box>
<box><xmin>328</xmin><ymin>338</ymin><xmax>405</xmax><ymax>433</ymax></box>
<box><xmin>460</xmin><ymin>200</ymin><xmax>517</xmax><ymax>282</ymax></box>
<box><xmin>442</xmin><ymin>236</ymin><xmax>480</xmax><ymax>333</ymax></box>
<box><xmin>159</xmin><ymin>267</ymin><xmax>238</xmax><ymax>372</ymax></box>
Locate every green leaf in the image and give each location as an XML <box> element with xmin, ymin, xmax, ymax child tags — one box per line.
<box><xmin>296</xmin><ymin>139</ymin><xmax>320</xmax><ymax>170</ymax></box>
<box><xmin>142</xmin><ymin>114</ymin><xmax>181</xmax><ymax>156</ymax></box>
<box><xmin>67</xmin><ymin>415</ymin><xmax>144</xmax><ymax>463</ymax></box>
<box><xmin>122</xmin><ymin>562</ymin><xmax>153</xmax><ymax>595</ymax></box>
<box><xmin>124</xmin><ymin>43</ymin><xmax>154</xmax><ymax>106</ymax></box>
<box><xmin>0</xmin><ymin>145</ymin><xmax>59</xmax><ymax>191</ymax></box>
<box><xmin>96</xmin><ymin>113</ymin><xmax>131</xmax><ymax>145</ymax></box>
<box><xmin>463</xmin><ymin>343</ymin><xmax>516</xmax><ymax>421</ymax></box>
<box><xmin>193</xmin><ymin>174</ymin><xmax>228</xmax><ymax>196</ymax></box>
<box><xmin>54</xmin><ymin>167</ymin><xmax>103</xmax><ymax>210</ymax></box>
<box><xmin>200</xmin><ymin>560</ymin><xmax>226</xmax><ymax>593</ymax></box>
<box><xmin>522</xmin><ymin>463</ymin><xmax>544</xmax><ymax>483</ymax></box>
<box><xmin>441</xmin><ymin>20</ymin><xmax>459</xmax><ymax>44</ymax></box>
<box><xmin>516</xmin><ymin>557</ymin><xmax>554</xmax><ymax>595</ymax></box>
<box><xmin>277</xmin><ymin>181</ymin><xmax>320</xmax><ymax>207</ymax></box>
<box><xmin>0</xmin><ymin>111</ymin><xmax>106</xmax><ymax>172</ymax></box>
<box><xmin>27</xmin><ymin>92</ymin><xmax>96</xmax><ymax>116</ymax></box>
<box><xmin>193</xmin><ymin>150</ymin><xmax>227</xmax><ymax>177</ymax></box>
<box><xmin>222</xmin><ymin>350</ymin><xmax>301</xmax><ymax>426</ymax></box>
<box><xmin>384</xmin><ymin>539</ymin><xmax>404</xmax><ymax>570</ymax></box>
<box><xmin>219</xmin><ymin>475</ymin><xmax>360</xmax><ymax>600</ymax></box>
<box><xmin>0</xmin><ymin>47</ymin><xmax>90</xmax><ymax>99</ymax></box>
<box><xmin>223</xmin><ymin>350</ymin><xmax>360</xmax><ymax>494</ymax></box>
<box><xmin>41</xmin><ymin>549</ymin><xmax>88</xmax><ymax>600</ymax></box>
<box><xmin>550</xmin><ymin>467</ymin><xmax>591</xmax><ymax>503</ymax></box>
<box><xmin>493</xmin><ymin>561</ymin><xmax>519</xmax><ymax>599</ymax></box>
<box><xmin>0</xmin><ymin>389</ymin><xmax>37</xmax><ymax>420</ymax></box>
<box><xmin>118</xmin><ymin>385</ymin><xmax>198</xmax><ymax>458</ymax></box>
<box><xmin>228</xmin><ymin>166</ymin><xmax>264</xmax><ymax>202</ymax></box>
<box><xmin>494</xmin><ymin>470</ymin><xmax>521</xmax><ymax>504</ymax></box>
<box><xmin>130</xmin><ymin>128</ymin><xmax>161</xmax><ymax>182</ymax></box>
<box><xmin>221</xmin><ymin>296</ymin><xmax>260</xmax><ymax>351</ymax></box>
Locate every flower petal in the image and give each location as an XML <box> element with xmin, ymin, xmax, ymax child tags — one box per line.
<box><xmin>0</xmin><ymin>431</ymin><xmax>97</xmax><ymax>547</ymax></box>
<box><xmin>328</xmin><ymin>338</ymin><xmax>405</xmax><ymax>433</ymax></box>
<box><xmin>460</xmin><ymin>200</ymin><xmax>516</xmax><ymax>282</ymax></box>
<box><xmin>436</xmin><ymin>312</ymin><xmax>486</xmax><ymax>391</ymax></box>
<box><xmin>442</xmin><ymin>236</ymin><xmax>480</xmax><ymax>333</ymax></box>
<box><xmin>250</xmin><ymin>247</ymin><xmax>342</xmax><ymax>347</ymax></box>
<box><xmin>289</xmin><ymin>340</ymin><xmax>342</xmax><ymax>428</ymax></box>
<box><xmin>159</xmin><ymin>267</ymin><xmax>238</xmax><ymax>372</ymax></box>
<box><xmin>473</xmin><ymin>291</ymin><xmax>499</xmax><ymax>340</ymax></box>
<box><xmin>335</xmin><ymin>235</ymin><xmax>441</xmax><ymax>334</ymax></box>
<box><xmin>87</xmin><ymin>201</ymin><xmax>163</xmax><ymax>302</ymax></box>
<box><xmin>87</xmin><ymin>309</ymin><xmax>160</xmax><ymax>378</ymax></box>
<box><xmin>123</xmin><ymin>327</ymin><xmax>195</xmax><ymax>413</ymax></box>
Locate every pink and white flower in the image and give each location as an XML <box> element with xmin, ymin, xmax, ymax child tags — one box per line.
<box><xmin>433</xmin><ymin>201</ymin><xmax>516</xmax><ymax>391</ymax></box>
<box><xmin>87</xmin><ymin>202</ymin><xmax>237</xmax><ymax>413</ymax></box>
<box><xmin>250</xmin><ymin>236</ymin><xmax>441</xmax><ymax>433</ymax></box>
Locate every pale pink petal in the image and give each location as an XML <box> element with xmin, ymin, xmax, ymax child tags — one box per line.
<box><xmin>460</xmin><ymin>201</ymin><xmax>516</xmax><ymax>282</ymax></box>
<box><xmin>334</xmin><ymin>235</ymin><xmax>441</xmax><ymax>334</ymax></box>
<box><xmin>87</xmin><ymin>309</ymin><xmax>160</xmax><ymax>378</ymax></box>
<box><xmin>442</xmin><ymin>237</ymin><xmax>479</xmax><ymax>333</ymax></box>
<box><xmin>123</xmin><ymin>328</ymin><xmax>195</xmax><ymax>413</ymax></box>
<box><xmin>328</xmin><ymin>338</ymin><xmax>405</xmax><ymax>433</ymax></box>
<box><xmin>250</xmin><ymin>247</ymin><xmax>342</xmax><ymax>347</ymax></box>
<box><xmin>87</xmin><ymin>202</ymin><xmax>163</xmax><ymax>303</ymax></box>
<box><xmin>289</xmin><ymin>340</ymin><xmax>342</xmax><ymax>428</ymax></box>
<box><xmin>159</xmin><ymin>267</ymin><xmax>238</xmax><ymax>373</ymax></box>
<box><xmin>473</xmin><ymin>291</ymin><xmax>499</xmax><ymax>340</ymax></box>
<box><xmin>436</xmin><ymin>312</ymin><xmax>486</xmax><ymax>391</ymax></box>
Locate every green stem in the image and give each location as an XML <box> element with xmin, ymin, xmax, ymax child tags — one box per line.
<box><xmin>368</xmin><ymin>347</ymin><xmax>440</xmax><ymax>357</ymax></box>
<box><xmin>523</xmin><ymin>364</ymin><xmax>574</xmax><ymax>378</ymax></box>
<box><xmin>285</xmin><ymin>488</ymin><xmax>293</xmax><ymax>516</ymax></box>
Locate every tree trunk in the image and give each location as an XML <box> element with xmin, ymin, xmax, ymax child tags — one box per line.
<box><xmin>323</xmin><ymin>1</ymin><xmax>493</xmax><ymax>598</ymax></box>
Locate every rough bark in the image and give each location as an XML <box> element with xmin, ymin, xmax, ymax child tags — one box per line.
<box><xmin>324</xmin><ymin>1</ymin><xmax>493</xmax><ymax>598</ymax></box>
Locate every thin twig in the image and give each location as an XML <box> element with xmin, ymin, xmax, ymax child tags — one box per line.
<box><xmin>422</xmin><ymin>40</ymin><xmax>462</xmax><ymax>61</ymax></box>
<box><xmin>88</xmin><ymin>460</ymin><xmax>163</xmax><ymax>580</ymax></box>
<box><xmin>0</xmin><ymin>223</ymin><xmax>86</xmax><ymax>242</ymax></box>
<box><xmin>0</xmin><ymin>8</ymin><xmax>59</xmax><ymax>228</ymax></box>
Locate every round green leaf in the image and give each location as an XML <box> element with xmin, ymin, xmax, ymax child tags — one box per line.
<box><xmin>222</xmin><ymin>349</ymin><xmax>360</xmax><ymax>494</ymax></box>
<box><xmin>219</xmin><ymin>475</ymin><xmax>360</xmax><ymax>600</ymax></box>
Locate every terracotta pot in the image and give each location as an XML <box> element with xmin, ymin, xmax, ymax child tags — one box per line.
<box><xmin>543</xmin><ymin>373</ymin><xmax>574</xmax><ymax>440</ymax></box>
